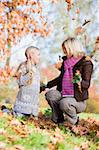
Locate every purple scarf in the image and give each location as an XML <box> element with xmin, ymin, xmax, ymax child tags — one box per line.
<box><xmin>62</xmin><ymin>57</ymin><xmax>80</xmax><ymax>96</ymax></box>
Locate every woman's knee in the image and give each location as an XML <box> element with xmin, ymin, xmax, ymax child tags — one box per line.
<box><xmin>59</xmin><ymin>99</ymin><xmax>70</xmax><ymax>112</ymax></box>
<box><xmin>45</xmin><ymin>90</ymin><xmax>61</xmax><ymax>102</ymax></box>
<box><xmin>76</xmin><ymin>101</ymin><xmax>87</xmax><ymax>113</ymax></box>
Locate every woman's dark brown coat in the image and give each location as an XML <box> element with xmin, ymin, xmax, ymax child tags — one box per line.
<box><xmin>47</xmin><ymin>56</ymin><xmax>93</xmax><ymax>101</ymax></box>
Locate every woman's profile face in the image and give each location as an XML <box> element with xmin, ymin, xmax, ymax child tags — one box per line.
<box><xmin>62</xmin><ymin>45</ymin><xmax>72</xmax><ymax>58</ymax></box>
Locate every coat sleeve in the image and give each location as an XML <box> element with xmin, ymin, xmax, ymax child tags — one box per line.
<box><xmin>47</xmin><ymin>75</ymin><xmax>62</xmax><ymax>88</ymax></box>
<box><xmin>47</xmin><ymin>61</ymin><xmax>64</xmax><ymax>88</ymax></box>
<box><xmin>81</xmin><ymin>61</ymin><xmax>93</xmax><ymax>89</ymax></box>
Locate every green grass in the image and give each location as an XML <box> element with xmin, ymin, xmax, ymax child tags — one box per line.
<box><xmin>0</xmin><ymin>113</ymin><xmax>99</xmax><ymax>150</ymax></box>
<box><xmin>17</xmin><ymin>133</ymin><xmax>50</xmax><ymax>150</ymax></box>
<box><xmin>0</xmin><ymin>116</ymin><xmax>50</xmax><ymax>150</ymax></box>
<box><xmin>79</xmin><ymin>112</ymin><xmax>99</xmax><ymax>120</ymax></box>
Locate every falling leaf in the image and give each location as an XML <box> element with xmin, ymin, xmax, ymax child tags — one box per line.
<box><xmin>75</xmin><ymin>26</ymin><xmax>85</xmax><ymax>35</ymax></box>
<box><xmin>51</xmin><ymin>0</ymin><xmax>58</xmax><ymax>3</ymax></box>
<box><xmin>65</xmin><ymin>0</ymin><xmax>71</xmax><ymax>4</ymax></box>
<box><xmin>76</xmin><ymin>9</ymin><xmax>80</xmax><ymax>14</ymax></box>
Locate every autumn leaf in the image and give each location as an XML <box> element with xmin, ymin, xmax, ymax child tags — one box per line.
<box><xmin>0</xmin><ymin>111</ymin><xmax>3</xmax><ymax>117</ymax></box>
<box><xmin>11</xmin><ymin>118</ymin><xmax>21</xmax><ymax>126</ymax></box>
<box><xmin>51</xmin><ymin>0</ymin><xmax>58</xmax><ymax>3</ymax></box>
<box><xmin>80</xmin><ymin>142</ymin><xmax>89</xmax><ymax>150</ymax></box>
<box><xmin>65</xmin><ymin>0</ymin><xmax>71</xmax><ymax>4</ymax></box>
<box><xmin>75</xmin><ymin>26</ymin><xmax>85</xmax><ymax>35</ymax></box>
<box><xmin>0</xmin><ymin>128</ymin><xmax>7</xmax><ymax>135</ymax></box>
<box><xmin>7</xmin><ymin>135</ymin><xmax>18</xmax><ymax>143</ymax></box>
<box><xmin>65</xmin><ymin>0</ymin><xmax>74</xmax><ymax>11</ymax></box>
<box><xmin>76</xmin><ymin>8</ymin><xmax>80</xmax><ymax>14</ymax></box>
<box><xmin>9</xmin><ymin>145</ymin><xmax>25</xmax><ymax>150</ymax></box>
<box><xmin>74</xmin><ymin>146</ymin><xmax>80</xmax><ymax>150</ymax></box>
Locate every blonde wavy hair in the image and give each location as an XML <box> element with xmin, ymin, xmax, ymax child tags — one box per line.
<box><xmin>25</xmin><ymin>46</ymin><xmax>39</xmax><ymax>73</ymax></box>
<box><xmin>15</xmin><ymin>46</ymin><xmax>39</xmax><ymax>85</ymax></box>
<box><xmin>62</xmin><ymin>37</ymin><xmax>85</xmax><ymax>57</ymax></box>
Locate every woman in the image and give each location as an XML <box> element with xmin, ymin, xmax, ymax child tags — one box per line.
<box><xmin>45</xmin><ymin>37</ymin><xmax>93</xmax><ymax>125</ymax></box>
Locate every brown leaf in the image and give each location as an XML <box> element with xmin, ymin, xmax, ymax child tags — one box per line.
<box><xmin>13</xmin><ymin>145</ymin><xmax>25</xmax><ymax>150</ymax></box>
<box><xmin>74</xmin><ymin>146</ymin><xmax>80</xmax><ymax>150</ymax></box>
<box><xmin>51</xmin><ymin>0</ymin><xmax>58</xmax><ymax>3</ymax></box>
<box><xmin>80</xmin><ymin>142</ymin><xmax>89</xmax><ymax>150</ymax></box>
<box><xmin>0</xmin><ymin>128</ymin><xmax>6</xmax><ymax>135</ymax></box>
<box><xmin>11</xmin><ymin>119</ymin><xmax>21</xmax><ymax>126</ymax></box>
<box><xmin>65</xmin><ymin>0</ymin><xmax>71</xmax><ymax>4</ymax></box>
<box><xmin>48</xmin><ymin>143</ymin><xmax>56</xmax><ymax>150</ymax></box>
<box><xmin>75</xmin><ymin>26</ymin><xmax>85</xmax><ymax>35</ymax></box>
<box><xmin>7</xmin><ymin>135</ymin><xmax>17</xmax><ymax>143</ymax></box>
<box><xmin>76</xmin><ymin>9</ymin><xmax>80</xmax><ymax>14</ymax></box>
<box><xmin>0</xmin><ymin>111</ymin><xmax>3</xmax><ymax>117</ymax></box>
<box><xmin>9</xmin><ymin>145</ymin><xmax>25</xmax><ymax>150</ymax></box>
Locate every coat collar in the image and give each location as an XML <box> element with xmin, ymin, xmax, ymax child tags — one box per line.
<box><xmin>73</xmin><ymin>56</ymin><xmax>86</xmax><ymax>69</ymax></box>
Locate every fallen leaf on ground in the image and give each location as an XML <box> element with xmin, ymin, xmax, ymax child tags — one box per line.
<box><xmin>11</xmin><ymin>119</ymin><xmax>21</xmax><ymax>126</ymax></box>
<box><xmin>80</xmin><ymin>142</ymin><xmax>89</xmax><ymax>150</ymax></box>
<box><xmin>74</xmin><ymin>146</ymin><xmax>80</xmax><ymax>150</ymax></box>
<box><xmin>0</xmin><ymin>128</ymin><xmax>6</xmax><ymax>135</ymax></box>
<box><xmin>9</xmin><ymin>145</ymin><xmax>25</xmax><ymax>150</ymax></box>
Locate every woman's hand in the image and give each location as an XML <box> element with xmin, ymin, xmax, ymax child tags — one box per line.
<box><xmin>40</xmin><ymin>82</ymin><xmax>47</xmax><ymax>93</ymax></box>
<box><xmin>55</xmin><ymin>56</ymin><xmax>63</xmax><ymax>70</ymax></box>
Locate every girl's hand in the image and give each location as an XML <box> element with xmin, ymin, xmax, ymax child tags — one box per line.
<box><xmin>25</xmin><ymin>71</ymin><xmax>33</xmax><ymax>85</ymax></box>
<box><xmin>13</xmin><ymin>72</ymin><xmax>21</xmax><ymax>79</ymax></box>
<box><xmin>28</xmin><ymin>71</ymin><xmax>33</xmax><ymax>78</ymax></box>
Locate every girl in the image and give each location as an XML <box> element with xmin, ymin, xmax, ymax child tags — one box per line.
<box><xmin>13</xmin><ymin>46</ymin><xmax>40</xmax><ymax>117</ymax></box>
<box><xmin>45</xmin><ymin>37</ymin><xmax>93</xmax><ymax>125</ymax></box>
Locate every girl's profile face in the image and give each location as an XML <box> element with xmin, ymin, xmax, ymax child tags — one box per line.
<box><xmin>31</xmin><ymin>49</ymin><xmax>40</xmax><ymax>65</ymax></box>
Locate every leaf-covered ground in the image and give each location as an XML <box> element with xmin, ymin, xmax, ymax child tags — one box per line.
<box><xmin>0</xmin><ymin>109</ymin><xmax>99</xmax><ymax>150</ymax></box>
<box><xmin>0</xmin><ymin>86</ymin><xmax>99</xmax><ymax>150</ymax></box>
